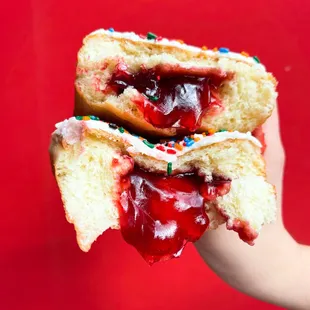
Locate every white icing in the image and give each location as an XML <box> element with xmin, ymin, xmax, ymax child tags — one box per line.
<box><xmin>89</xmin><ymin>28</ymin><xmax>265</xmax><ymax>69</ymax></box>
<box><xmin>54</xmin><ymin>118</ymin><xmax>262</xmax><ymax>163</ymax></box>
<box><xmin>55</xmin><ymin>118</ymin><xmax>83</xmax><ymax>145</ymax></box>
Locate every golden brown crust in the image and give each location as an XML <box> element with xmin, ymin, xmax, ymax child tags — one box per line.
<box><xmin>74</xmin><ymin>87</ymin><xmax>176</xmax><ymax>137</ymax></box>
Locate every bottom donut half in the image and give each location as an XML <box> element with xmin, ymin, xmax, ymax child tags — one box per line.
<box><xmin>49</xmin><ymin>117</ymin><xmax>276</xmax><ymax>264</ymax></box>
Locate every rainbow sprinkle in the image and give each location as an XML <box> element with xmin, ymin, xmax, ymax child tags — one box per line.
<box><xmin>241</xmin><ymin>51</ymin><xmax>249</xmax><ymax>57</ymax></box>
<box><xmin>186</xmin><ymin>139</ymin><xmax>194</xmax><ymax>147</ymax></box>
<box><xmin>75</xmin><ymin>115</ymin><xmax>99</xmax><ymax>121</ymax></box>
<box><xmin>148</xmin><ymin>95</ymin><xmax>159</xmax><ymax>101</ymax></box>
<box><xmin>90</xmin><ymin>115</ymin><xmax>100</xmax><ymax>120</ymax></box>
<box><xmin>108</xmin><ymin>28</ymin><xmax>114</xmax><ymax>32</ymax></box>
<box><xmin>143</xmin><ymin>140</ymin><xmax>155</xmax><ymax>148</ymax></box>
<box><xmin>118</xmin><ymin>127</ymin><xmax>125</xmax><ymax>133</ymax></box>
<box><xmin>219</xmin><ymin>47</ymin><xmax>229</xmax><ymax>53</ymax></box>
<box><xmin>147</xmin><ymin>32</ymin><xmax>157</xmax><ymax>40</ymax></box>
<box><xmin>201</xmin><ymin>46</ymin><xmax>208</xmax><ymax>50</ymax></box>
<box><xmin>167</xmin><ymin>162</ymin><xmax>172</xmax><ymax>175</ymax></box>
<box><xmin>167</xmin><ymin>149</ymin><xmax>177</xmax><ymax>155</ymax></box>
<box><xmin>108</xmin><ymin>123</ymin><xmax>118</xmax><ymax>129</ymax></box>
<box><xmin>174</xmin><ymin>143</ymin><xmax>183</xmax><ymax>151</ymax></box>
<box><xmin>156</xmin><ymin>145</ymin><xmax>165</xmax><ymax>151</ymax></box>
<box><xmin>253</xmin><ymin>56</ymin><xmax>260</xmax><ymax>63</ymax></box>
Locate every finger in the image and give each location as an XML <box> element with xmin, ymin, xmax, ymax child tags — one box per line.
<box><xmin>262</xmin><ymin>102</ymin><xmax>285</xmax><ymax>217</ymax></box>
<box><xmin>263</xmin><ymin>103</ymin><xmax>284</xmax><ymax>150</ymax></box>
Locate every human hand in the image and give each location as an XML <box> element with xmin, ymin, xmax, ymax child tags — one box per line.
<box><xmin>195</xmin><ymin>105</ymin><xmax>310</xmax><ymax>309</ymax></box>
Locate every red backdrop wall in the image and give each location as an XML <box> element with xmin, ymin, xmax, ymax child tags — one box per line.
<box><xmin>2</xmin><ymin>0</ymin><xmax>310</xmax><ymax>309</ymax></box>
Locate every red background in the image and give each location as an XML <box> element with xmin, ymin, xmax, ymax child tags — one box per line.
<box><xmin>2</xmin><ymin>0</ymin><xmax>310</xmax><ymax>309</ymax></box>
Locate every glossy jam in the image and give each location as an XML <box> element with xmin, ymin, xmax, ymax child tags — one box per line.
<box><xmin>227</xmin><ymin>219</ymin><xmax>258</xmax><ymax>246</ymax></box>
<box><xmin>107</xmin><ymin>64</ymin><xmax>230</xmax><ymax>131</ymax></box>
<box><xmin>118</xmin><ymin>167</ymin><xmax>231</xmax><ymax>265</ymax></box>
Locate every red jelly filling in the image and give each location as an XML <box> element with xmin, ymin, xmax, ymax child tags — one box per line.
<box><xmin>227</xmin><ymin>219</ymin><xmax>258</xmax><ymax>246</ymax></box>
<box><xmin>107</xmin><ymin>64</ymin><xmax>231</xmax><ymax>132</ymax></box>
<box><xmin>118</xmin><ymin>167</ymin><xmax>231</xmax><ymax>265</ymax></box>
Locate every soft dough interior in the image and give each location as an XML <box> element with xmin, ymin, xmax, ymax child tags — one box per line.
<box><xmin>50</xmin><ymin>130</ymin><xmax>276</xmax><ymax>252</ymax></box>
